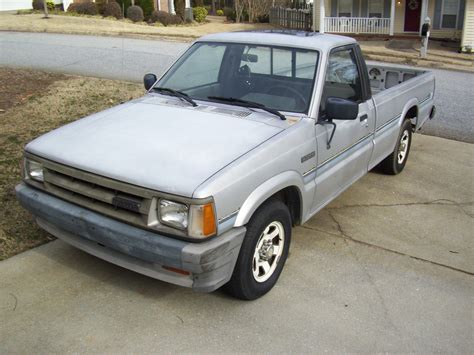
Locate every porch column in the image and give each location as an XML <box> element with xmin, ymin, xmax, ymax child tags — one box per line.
<box><xmin>419</xmin><ymin>0</ymin><xmax>428</xmax><ymax>33</ymax></box>
<box><xmin>320</xmin><ymin>0</ymin><xmax>325</xmax><ymax>33</ymax></box>
<box><xmin>168</xmin><ymin>0</ymin><xmax>175</xmax><ymax>14</ymax></box>
<box><xmin>389</xmin><ymin>0</ymin><xmax>395</xmax><ymax>36</ymax></box>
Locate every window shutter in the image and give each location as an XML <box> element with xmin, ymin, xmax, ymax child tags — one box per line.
<box><xmin>383</xmin><ymin>0</ymin><xmax>390</xmax><ymax>18</ymax></box>
<box><xmin>458</xmin><ymin>0</ymin><xmax>466</xmax><ymax>30</ymax></box>
<box><xmin>331</xmin><ymin>0</ymin><xmax>338</xmax><ymax>16</ymax></box>
<box><xmin>353</xmin><ymin>0</ymin><xmax>360</xmax><ymax>17</ymax></box>
<box><xmin>433</xmin><ymin>0</ymin><xmax>442</xmax><ymax>29</ymax></box>
<box><xmin>360</xmin><ymin>0</ymin><xmax>368</xmax><ymax>16</ymax></box>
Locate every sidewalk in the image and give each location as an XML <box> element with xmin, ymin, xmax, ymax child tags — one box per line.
<box><xmin>360</xmin><ymin>39</ymin><xmax>473</xmax><ymax>73</ymax></box>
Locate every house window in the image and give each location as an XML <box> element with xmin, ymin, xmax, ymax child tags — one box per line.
<box><xmin>368</xmin><ymin>0</ymin><xmax>384</xmax><ymax>18</ymax></box>
<box><xmin>441</xmin><ymin>0</ymin><xmax>459</xmax><ymax>28</ymax></box>
<box><xmin>338</xmin><ymin>0</ymin><xmax>352</xmax><ymax>17</ymax></box>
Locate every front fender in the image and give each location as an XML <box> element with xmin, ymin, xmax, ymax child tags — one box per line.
<box><xmin>234</xmin><ymin>170</ymin><xmax>304</xmax><ymax>227</ymax></box>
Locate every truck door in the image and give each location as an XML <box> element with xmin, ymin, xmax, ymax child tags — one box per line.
<box><xmin>313</xmin><ymin>45</ymin><xmax>375</xmax><ymax>211</ymax></box>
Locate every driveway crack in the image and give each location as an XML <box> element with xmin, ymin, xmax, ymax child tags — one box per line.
<box><xmin>300</xmin><ymin>211</ymin><xmax>474</xmax><ymax>276</ymax></box>
<box><xmin>327</xmin><ymin>199</ymin><xmax>474</xmax><ymax>218</ymax></box>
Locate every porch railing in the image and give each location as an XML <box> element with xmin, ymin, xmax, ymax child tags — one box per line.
<box><xmin>324</xmin><ymin>17</ymin><xmax>390</xmax><ymax>34</ymax></box>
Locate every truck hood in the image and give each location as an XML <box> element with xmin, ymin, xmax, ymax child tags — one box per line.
<box><xmin>26</xmin><ymin>98</ymin><xmax>283</xmax><ymax>197</ymax></box>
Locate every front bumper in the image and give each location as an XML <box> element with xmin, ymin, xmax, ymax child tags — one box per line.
<box><xmin>16</xmin><ymin>183</ymin><xmax>245</xmax><ymax>292</ymax></box>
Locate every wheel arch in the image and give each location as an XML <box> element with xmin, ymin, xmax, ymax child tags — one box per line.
<box><xmin>400</xmin><ymin>100</ymin><xmax>419</xmax><ymax>129</ymax></box>
<box><xmin>234</xmin><ymin>171</ymin><xmax>304</xmax><ymax>227</ymax></box>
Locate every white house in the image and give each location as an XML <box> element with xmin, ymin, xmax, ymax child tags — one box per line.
<box><xmin>313</xmin><ymin>0</ymin><xmax>467</xmax><ymax>40</ymax></box>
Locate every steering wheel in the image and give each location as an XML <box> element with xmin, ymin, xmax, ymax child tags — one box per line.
<box><xmin>237</xmin><ymin>64</ymin><xmax>254</xmax><ymax>90</ymax></box>
<box><xmin>264</xmin><ymin>85</ymin><xmax>307</xmax><ymax>110</ymax></box>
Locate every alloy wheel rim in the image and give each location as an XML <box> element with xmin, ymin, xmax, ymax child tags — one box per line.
<box><xmin>397</xmin><ymin>130</ymin><xmax>410</xmax><ymax>164</ymax></box>
<box><xmin>252</xmin><ymin>221</ymin><xmax>285</xmax><ymax>283</ymax></box>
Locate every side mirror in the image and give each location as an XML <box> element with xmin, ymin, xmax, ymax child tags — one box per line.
<box><xmin>326</xmin><ymin>97</ymin><xmax>359</xmax><ymax>121</ymax></box>
<box><xmin>144</xmin><ymin>73</ymin><xmax>157</xmax><ymax>91</ymax></box>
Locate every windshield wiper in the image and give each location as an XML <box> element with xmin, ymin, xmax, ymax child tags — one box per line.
<box><xmin>207</xmin><ymin>96</ymin><xmax>286</xmax><ymax>120</ymax></box>
<box><xmin>153</xmin><ymin>87</ymin><xmax>198</xmax><ymax>107</ymax></box>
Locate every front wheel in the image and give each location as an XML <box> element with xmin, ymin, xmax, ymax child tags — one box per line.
<box><xmin>379</xmin><ymin>119</ymin><xmax>413</xmax><ymax>175</ymax></box>
<box><xmin>224</xmin><ymin>199</ymin><xmax>291</xmax><ymax>300</ymax></box>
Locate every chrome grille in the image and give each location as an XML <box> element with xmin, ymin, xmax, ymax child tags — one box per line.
<box><xmin>35</xmin><ymin>162</ymin><xmax>153</xmax><ymax>229</ymax></box>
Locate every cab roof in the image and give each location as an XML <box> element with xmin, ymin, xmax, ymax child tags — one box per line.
<box><xmin>197</xmin><ymin>30</ymin><xmax>356</xmax><ymax>52</ymax></box>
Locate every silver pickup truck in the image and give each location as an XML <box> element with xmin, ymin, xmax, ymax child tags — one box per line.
<box><xmin>17</xmin><ymin>31</ymin><xmax>436</xmax><ymax>300</ymax></box>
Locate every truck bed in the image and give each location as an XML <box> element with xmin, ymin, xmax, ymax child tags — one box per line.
<box><xmin>367</xmin><ymin>64</ymin><xmax>429</xmax><ymax>94</ymax></box>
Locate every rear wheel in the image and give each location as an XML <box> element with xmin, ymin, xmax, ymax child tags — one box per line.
<box><xmin>224</xmin><ymin>199</ymin><xmax>291</xmax><ymax>300</ymax></box>
<box><xmin>379</xmin><ymin>119</ymin><xmax>413</xmax><ymax>175</ymax></box>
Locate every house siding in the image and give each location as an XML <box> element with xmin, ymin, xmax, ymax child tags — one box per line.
<box><xmin>461</xmin><ymin>0</ymin><xmax>474</xmax><ymax>49</ymax></box>
<box><xmin>430</xmin><ymin>0</ymin><xmax>463</xmax><ymax>38</ymax></box>
<box><xmin>157</xmin><ymin>0</ymin><xmax>169</xmax><ymax>12</ymax></box>
<box><xmin>316</xmin><ymin>0</ymin><xmax>465</xmax><ymax>39</ymax></box>
<box><xmin>0</xmin><ymin>0</ymin><xmax>32</xmax><ymax>11</ymax></box>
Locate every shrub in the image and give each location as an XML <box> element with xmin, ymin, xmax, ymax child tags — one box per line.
<box><xmin>150</xmin><ymin>10</ymin><xmax>171</xmax><ymax>25</ymax></box>
<box><xmin>224</xmin><ymin>7</ymin><xmax>235</xmax><ymax>21</ymax></box>
<box><xmin>174</xmin><ymin>0</ymin><xmax>185</xmax><ymax>20</ymax></box>
<box><xmin>150</xmin><ymin>10</ymin><xmax>182</xmax><ymax>26</ymax></box>
<box><xmin>256</xmin><ymin>14</ymin><xmax>269</xmax><ymax>23</ymax></box>
<box><xmin>116</xmin><ymin>0</ymin><xmax>131</xmax><ymax>15</ymax></box>
<box><xmin>126</xmin><ymin>5</ymin><xmax>144</xmax><ymax>22</ymax></box>
<box><xmin>103</xmin><ymin>1</ymin><xmax>123</xmax><ymax>19</ymax></box>
<box><xmin>136</xmin><ymin>0</ymin><xmax>153</xmax><ymax>19</ymax></box>
<box><xmin>170</xmin><ymin>14</ymin><xmax>183</xmax><ymax>25</ymax></box>
<box><xmin>32</xmin><ymin>0</ymin><xmax>54</xmax><ymax>11</ymax></box>
<box><xmin>32</xmin><ymin>0</ymin><xmax>43</xmax><ymax>10</ymax></box>
<box><xmin>216</xmin><ymin>9</ymin><xmax>224</xmax><ymax>16</ymax></box>
<box><xmin>67</xmin><ymin>2</ymin><xmax>98</xmax><ymax>15</ymax></box>
<box><xmin>192</xmin><ymin>6</ymin><xmax>207</xmax><ymax>23</ymax></box>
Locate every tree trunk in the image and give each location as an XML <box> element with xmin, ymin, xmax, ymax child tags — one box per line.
<box><xmin>43</xmin><ymin>0</ymin><xmax>49</xmax><ymax>18</ymax></box>
<box><xmin>211</xmin><ymin>0</ymin><xmax>216</xmax><ymax>15</ymax></box>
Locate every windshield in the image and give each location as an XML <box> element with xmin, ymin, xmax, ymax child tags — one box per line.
<box><xmin>157</xmin><ymin>42</ymin><xmax>320</xmax><ymax>114</ymax></box>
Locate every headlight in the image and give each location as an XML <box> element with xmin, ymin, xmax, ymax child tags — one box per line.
<box><xmin>26</xmin><ymin>159</ymin><xmax>44</xmax><ymax>182</ymax></box>
<box><xmin>159</xmin><ymin>200</ymin><xmax>188</xmax><ymax>230</ymax></box>
<box><xmin>158</xmin><ymin>199</ymin><xmax>216</xmax><ymax>239</ymax></box>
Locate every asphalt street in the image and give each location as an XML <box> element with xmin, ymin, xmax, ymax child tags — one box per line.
<box><xmin>0</xmin><ymin>31</ymin><xmax>473</xmax><ymax>143</ymax></box>
<box><xmin>1</xmin><ymin>134</ymin><xmax>472</xmax><ymax>353</ymax></box>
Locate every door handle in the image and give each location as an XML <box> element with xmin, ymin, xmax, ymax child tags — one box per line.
<box><xmin>359</xmin><ymin>114</ymin><xmax>368</xmax><ymax>127</ymax></box>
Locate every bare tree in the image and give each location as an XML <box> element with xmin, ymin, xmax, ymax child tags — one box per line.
<box><xmin>234</xmin><ymin>0</ymin><xmax>245</xmax><ymax>22</ymax></box>
<box><xmin>245</xmin><ymin>0</ymin><xmax>272</xmax><ymax>22</ymax></box>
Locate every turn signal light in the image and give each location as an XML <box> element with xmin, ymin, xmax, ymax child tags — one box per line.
<box><xmin>202</xmin><ymin>203</ymin><xmax>216</xmax><ymax>236</ymax></box>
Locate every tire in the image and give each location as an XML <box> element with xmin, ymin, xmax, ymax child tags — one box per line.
<box><xmin>224</xmin><ymin>199</ymin><xmax>292</xmax><ymax>300</ymax></box>
<box><xmin>379</xmin><ymin>119</ymin><xmax>413</xmax><ymax>175</ymax></box>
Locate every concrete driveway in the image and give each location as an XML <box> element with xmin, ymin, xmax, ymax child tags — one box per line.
<box><xmin>0</xmin><ymin>134</ymin><xmax>472</xmax><ymax>353</ymax></box>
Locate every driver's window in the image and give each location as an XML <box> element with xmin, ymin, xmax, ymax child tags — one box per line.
<box><xmin>321</xmin><ymin>47</ymin><xmax>363</xmax><ymax>109</ymax></box>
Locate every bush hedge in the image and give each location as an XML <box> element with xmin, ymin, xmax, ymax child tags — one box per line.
<box><xmin>126</xmin><ymin>5</ymin><xmax>144</xmax><ymax>22</ymax></box>
<box><xmin>67</xmin><ymin>2</ymin><xmax>98</xmax><ymax>15</ymax></box>
<box><xmin>216</xmin><ymin>9</ymin><xmax>224</xmax><ymax>16</ymax></box>
<box><xmin>192</xmin><ymin>6</ymin><xmax>207</xmax><ymax>23</ymax></box>
<box><xmin>103</xmin><ymin>1</ymin><xmax>123</xmax><ymax>19</ymax></box>
<box><xmin>137</xmin><ymin>0</ymin><xmax>153</xmax><ymax>19</ymax></box>
<box><xmin>32</xmin><ymin>0</ymin><xmax>54</xmax><ymax>11</ymax></box>
<box><xmin>150</xmin><ymin>10</ymin><xmax>171</xmax><ymax>25</ymax></box>
<box><xmin>174</xmin><ymin>0</ymin><xmax>185</xmax><ymax>20</ymax></box>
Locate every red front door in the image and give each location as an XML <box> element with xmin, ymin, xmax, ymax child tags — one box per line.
<box><xmin>404</xmin><ymin>0</ymin><xmax>421</xmax><ymax>32</ymax></box>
